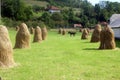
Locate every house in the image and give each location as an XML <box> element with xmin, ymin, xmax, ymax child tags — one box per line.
<box><xmin>74</xmin><ymin>24</ymin><xmax>82</xmax><ymax>28</ymax></box>
<box><xmin>109</xmin><ymin>14</ymin><xmax>120</xmax><ymax>39</ymax></box>
<box><xmin>47</xmin><ymin>6</ymin><xmax>60</xmax><ymax>13</ymax></box>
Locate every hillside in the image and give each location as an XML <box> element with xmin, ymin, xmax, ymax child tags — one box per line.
<box><xmin>23</xmin><ymin>0</ymin><xmax>49</xmax><ymax>7</ymax></box>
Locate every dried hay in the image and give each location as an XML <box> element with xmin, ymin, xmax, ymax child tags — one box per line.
<box><xmin>58</xmin><ymin>28</ymin><xmax>62</xmax><ymax>34</ymax></box>
<box><xmin>30</xmin><ymin>27</ymin><xmax>34</xmax><ymax>34</ymax></box>
<box><xmin>42</xmin><ymin>26</ymin><xmax>47</xmax><ymax>40</ymax></box>
<box><xmin>14</xmin><ymin>23</ymin><xmax>30</xmax><ymax>49</ymax></box>
<box><xmin>81</xmin><ymin>28</ymin><xmax>89</xmax><ymax>39</ymax></box>
<box><xmin>99</xmin><ymin>25</ymin><xmax>116</xmax><ymax>49</ymax></box>
<box><xmin>0</xmin><ymin>25</ymin><xmax>16</xmax><ymax>68</ymax></box>
<box><xmin>79</xmin><ymin>28</ymin><xmax>83</xmax><ymax>32</ymax></box>
<box><xmin>90</xmin><ymin>24</ymin><xmax>101</xmax><ymax>42</ymax></box>
<box><xmin>62</xmin><ymin>29</ymin><xmax>66</xmax><ymax>35</ymax></box>
<box><xmin>33</xmin><ymin>26</ymin><xmax>42</xmax><ymax>42</ymax></box>
<box><xmin>15</xmin><ymin>26</ymin><xmax>19</xmax><ymax>31</ymax></box>
<box><xmin>86</xmin><ymin>28</ymin><xmax>90</xmax><ymax>34</ymax></box>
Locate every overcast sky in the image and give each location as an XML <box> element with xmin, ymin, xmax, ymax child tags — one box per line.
<box><xmin>87</xmin><ymin>0</ymin><xmax>120</xmax><ymax>5</ymax></box>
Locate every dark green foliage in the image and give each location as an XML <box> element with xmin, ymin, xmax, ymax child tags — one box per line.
<box><xmin>51</xmin><ymin>13</ymin><xmax>64</xmax><ymax>28</ymax></box>
<box><xmin>41</xmin><ymin>12</ymin><xmax>55</xmax><ymax>28</ymax></box>
<box><xmin>1</xmin><ymin>0</ymin><xmax>33</xmax><ymax>21</ymax></box>
<box><xmin>32</xmin><ymin>5</ymin><xmax>45</xmax><ymax>13</ymax></box>
<box><xmin>51</xmin><ymin>13</ymin><xmax>63</xmax><ymax>21</ymax></box>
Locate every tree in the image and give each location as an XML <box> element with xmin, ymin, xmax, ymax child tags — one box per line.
<box><xmin>41</xmin><ymin>12</ymin><xmax>55</xmax><ymax>28</ymax></box>
<box><xmin>51</xmin><ymin>12</ymin><xmax>63</xmax><ymax>28</ymax></box>
<box><xmin>94</xmin><ymin>4</ymin><xmax>101</xmax><ymax>21</ymax></box>
<box><xmin>1</xmin><ymin>0</ymin><xmax>33</xmax><ymax>21</ymax></box>
<box><xmin>68</xmin><ymin>8</ymin><xmax>74</xmax><ymax>24</ymax></box>
<box><xmin>99</xmin><ymin>9</ymin><xmax>109</xmax><ymax>22</ymax></box>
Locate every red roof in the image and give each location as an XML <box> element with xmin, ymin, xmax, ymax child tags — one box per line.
<box><xmin>48</xmin><ymin>6</ymin><xmax>60</xmax><ymax>10</ymax></box>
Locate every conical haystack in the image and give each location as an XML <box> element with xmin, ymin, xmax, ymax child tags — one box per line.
<box><xmin>79</xmin><ymin>28</ymin><xmax>83</xmax><ymax>32</ymax></box>
<box><xmin>0</xmin><ymin>25</ymin><xmax>15</xmax><ymax>68</ymax></box>
<box><xmin>58</xmin><ymin>28</ymin><xmax>62</xmax><ymax>34</ymax></box>
<box><xmin>33</xmin><ymin>26</ymin><xmax>42</xmax><ymax>42</ymax></box>
<box><xmin>42</xmin><ymin>26</ymin><xmax>47</xmax><ymax>40</ymax></box>
<box><xmin>90</xmin><ymin>24</ymin><xmax>101</xmax><ymax>42</ymax></box>
<box><xmin>81</xmin><ymin>28</ymin><xmax>89</xmax><ymax>39</ymax></box>
<box><xmin>30</xmin><ymin>27</ymin><xmax>34</xmax><ymax>34</ymax></box>
<box><xmin>99</xmin><ymin>25</ymin><xmax>116</xmax><ymax>49</ymax></box>
<box><xmin>86</xmin><ymin>28</ymin><xmax>90</xmax><ymax>34</ymax></box>
<box><xmin>15</xmin><ymin>26</ymin><xmax>19</xmax><ymax>31</ymax></box>
<box><xmin>14</xmin><ymin>23</ymin><xmax>30</xmax><ymax>49</ymax></box>
<box><xmin>62</xmin><ymin>29</ymin><xmax>66</xmax><ymax>35</ymax></box>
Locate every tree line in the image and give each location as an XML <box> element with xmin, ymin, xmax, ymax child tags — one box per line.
<box><xmin>1</xmin><ymin>0</ymin><xmax>120</xmax><ymax>28</ymax></box>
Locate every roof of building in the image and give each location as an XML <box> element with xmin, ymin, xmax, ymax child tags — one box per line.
<box><xmin>47</xmin><ymin>6</ymin><xmax>60</xmax><ymax>10</ymax></box>
<box><xmin>109</xmin><ymin>14</ymin><xmax>120</xmax><ymax>27</ymax></box>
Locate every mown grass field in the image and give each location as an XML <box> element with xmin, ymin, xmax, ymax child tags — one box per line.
<box><xmin>0</xmin><ymin>29</ymin><xmax>120</xmax><ymax>80</ymax></box>
<box><xmin>23</xmin><ymin>0</ymin><xmax>48</xmax><ymax>7</ymax></box>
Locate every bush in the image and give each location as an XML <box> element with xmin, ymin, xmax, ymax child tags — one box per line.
<box><xmin>1</xmin><ymin>17</ymin><xmax>21</xmax><ymax>27</ymax></box>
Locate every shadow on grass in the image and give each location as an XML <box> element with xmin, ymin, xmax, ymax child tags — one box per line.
<box><xmin>83</xmin><ymin>48</ymin><xmax>98</xmax><ymax>50</ymax></box>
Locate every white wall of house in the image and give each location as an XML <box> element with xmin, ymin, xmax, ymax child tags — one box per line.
<box><xmin>112</xmin><ymin>28</ymin><xmax>120</xmax><ymax>38</ymax></box>
<box><xmin>49</xmin><ymin>10</ymin><xmax>60</xmax><ymax>13</ymax></box>
<box><xmin>109</xmin><ymin>14</ymin><xmax>120</xmax><ymax>38</ymax></box>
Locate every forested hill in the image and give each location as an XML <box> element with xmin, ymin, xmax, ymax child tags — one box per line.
<box><xmin>1</xmin><ymin>0</ymin><xmax>120</xmax><ymax>29</ymax></box>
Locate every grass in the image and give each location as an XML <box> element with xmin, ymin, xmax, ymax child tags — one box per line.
<box><xmin>0</xmin><ymin>29</ymin><xmax>120</xmax><ymax>80</ymax></box>
<box><xmin>32</xmin><ymin>12</ymin><xmax>44</xmax><ymax>18</ymax></box>
<box><xmin>23</xmin><ymin>0</ymin><xmax>49</xmax><ymax>7</ymax></box>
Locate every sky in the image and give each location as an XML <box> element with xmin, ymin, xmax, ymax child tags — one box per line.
<box><xmin>87</xmin><ymin>0</ymin><xmax>120</xmax><ymax>5</ymax></box>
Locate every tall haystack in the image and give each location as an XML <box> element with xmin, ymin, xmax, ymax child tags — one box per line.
<box><xmin>86</xmin><ymin>28</ymin><xmax>90</xmax><ymax>34</ymax></box>
<box><xmin>99</xmin><ymin>25</ymin><xmax>116</xmax><ymax>49</ymax></box>
<box><xmin>0</xmin><ymin>25</ymin><xmax>15</xmax><ymax>68</ymax></box>
<box><xmin>90</xmin><ymin>24</ymin><xmax>101</xmax><ymax>42</ymax></box>
<box><xmin>58</xmin><ymin>28</ymin><xmax>62</xmax><ymax>34</ymax></box>
<box><xmin>33</xmin><ymin>26</ymin><xmax>42</xmax><ymax>42</ymax></box>
<box><xmin>62</xmin><ymin>29</ymin><xmax>66</xmax><ymax>35</ymax></box>
<box><xmin>79</xmin><ymin>28</ymin><xmax>83</xmax><ymax>32</ymax></box>
<box><xmin>81</xmin><ymin>28</ymin><xmax>89</xmax><ymax>39</ymax></box>
<box><xmin>42</xmin><ymin>26</ymin><xmax>47</xmax><ymax>40</ymax></box>
<box><xmin>14</xmin><ymin>23</ymin><xmax>30</xmax><ymax>49</ymax></box>
<box><xmin>30</xmin><ymin>27</ymin><xmax>34</xmax><ymax>34</ymax></box>
<box><xmin>15</xmin><ymin>26</ymin><xmax>19</xmax><ymax>31</ymax></box>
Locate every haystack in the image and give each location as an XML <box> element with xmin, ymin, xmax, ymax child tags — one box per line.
<box><xmin>0</xmin><ymin>25</ymin><xmax>15</xmax><ymax>68</ymax></box>
<box><xmin>86</xmin><ymin>28</ymin><xmax>90</xmax><ymax>34</ymax></box>
<box><xmin>81</xmin><ymin>28</ymin><xmax>89</xmax><ymax>39</ymax></box>
<box><xmin>14</xmin><ymin>23</ymin><xmax>30</xmax><ymax>49</ymax></box>
<box><xmin>42</xmin><ymin>26</ymin><xmax>47</xmax><ymax>40</ymax></box>
<box><xmin>30</xmin><ymin>27</ymin><xmax>34</xmax><ymax>34</ymax></box>
<box><xmin>90</xmin><ymin>24</ymin><xmax>101</xmax><ymax>42</ymax></box>
<box><xmin>15</xmin><ymin>26</ymin><xmax>19</xmax><ymax>31</ymax></box>
<box><xmin>99</xmin><ymin>25</ymin><xmax>116</xmax><ymax>49</ymax></box>
<box><xmin>79</xmin><ymin>28</ymin><xmax>83</xmax><ymax>32</ymax></box>
<box><xmin>62</xmin><ymin>29</ymin><xmax>66</xmax><ymax>35</ymax></box>
<box><xmin>58</xmin><ymin>28</ymin><xmax>62</xmax><ymax>34</ymax></box>
<box><xmin>33</xmin><ymin>26</ymin><xmax>42</xmax><ymax>42</ymax></box>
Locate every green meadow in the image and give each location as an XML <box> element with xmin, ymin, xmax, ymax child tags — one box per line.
<box><xmin>0</xmin><ymin>29</ymin><xmax>120</xmax><ymax>80</ymax></box>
